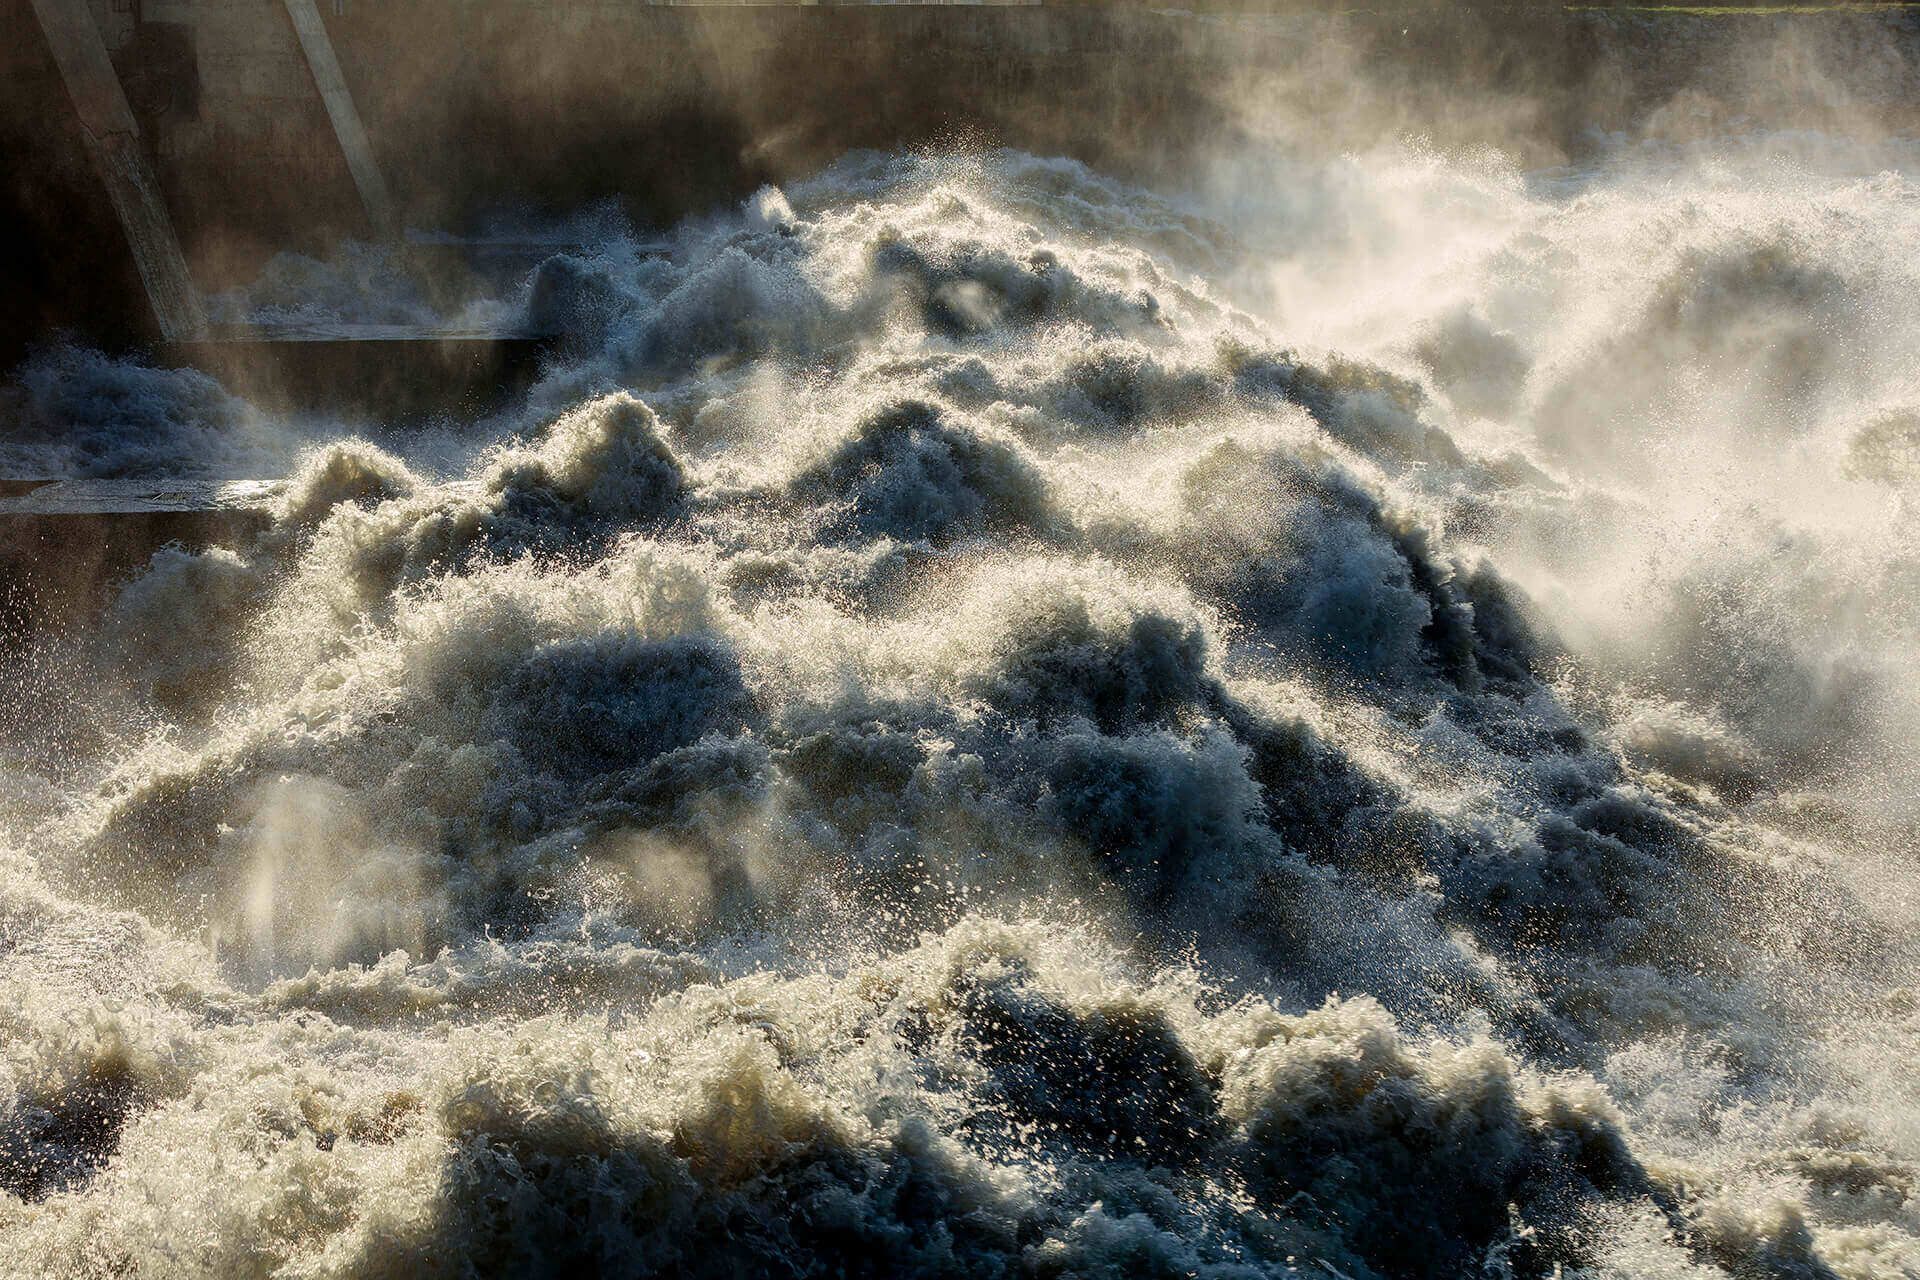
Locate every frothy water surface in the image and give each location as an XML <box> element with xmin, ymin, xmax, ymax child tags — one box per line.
<box><xmin>4</xmin><ymin>142</ymin><xmax>1920</xmax><ymax>1278</ymax></box>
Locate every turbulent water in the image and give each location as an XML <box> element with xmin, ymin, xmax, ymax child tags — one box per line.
<box><xmin>5</xmin><ymin>135</ymin><xmax>1920</xmax><ymax>1278</ymax></box>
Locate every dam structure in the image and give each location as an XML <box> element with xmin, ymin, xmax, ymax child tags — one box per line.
<box><xmin>14</xmin><ymin>0</ymin><xmax>1920</xmax><ymax>346</ymax></box>
<box><xmin>8</xmin><ymin>0</ymin><xmax>1919</xmax><ymax>632</ymax></box>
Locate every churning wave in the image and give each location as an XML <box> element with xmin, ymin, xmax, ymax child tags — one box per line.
<box><xmin>4</xmin><ymin>144</ymin><xmax>1920</xmax><ymax>1278</ymax></box>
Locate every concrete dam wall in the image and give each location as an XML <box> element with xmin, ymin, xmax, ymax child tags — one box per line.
<box><xmin>8</xmin><ymin>0</ymin><xmax>1920</xmax><ymax>363</ymax></box>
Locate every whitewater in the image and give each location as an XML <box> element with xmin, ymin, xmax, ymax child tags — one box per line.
<box><xmin>4</xmin><ymin>129</ymin><xmax>1920</xmax><ymax>1279</ymax></box>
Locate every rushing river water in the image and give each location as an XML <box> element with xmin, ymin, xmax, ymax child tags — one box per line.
<box><xmin>4</xmin><ymin>135</ymin><xmax>1920</xmax><ymax>1278</ymax></box>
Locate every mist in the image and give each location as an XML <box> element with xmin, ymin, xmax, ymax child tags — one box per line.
<box><xmin>5</xmin><ymin>5</ymin><xmax>1920</xmax><ymax>1278</ymax></box>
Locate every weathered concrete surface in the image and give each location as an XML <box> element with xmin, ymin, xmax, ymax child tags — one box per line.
<box><xmin>174</xmin><ymin>327</ymin><xmax>553</xmax><ymax>421</ymax></box>
<box><xmin>5</xmin><ymin>1</ymin><xmax>1920</xmax><ymax>635</ymax></box>
<box><xmin>30</xmin><ymin>0</ymin><xmax>207</xmax><ymax>339</ymax></box>
<box><xmin>0</xmin><ymin>0</ymin><xmax>171</xmax><ymax>361</ymax></box>
<box><xmin>0</xmin><ymin>481</ymin><xmax>274</xmax><ymax>649</ymax></box>
<box><xmin>281</xmin><ymin>0</ymin><xmax>395</xmax><ymax>235</ymax></box>
<box><xmin>8</xmin><ymin>1</ymin><xmax>1920</xmax><ymax>362</ymax></box>
<box><xmin>149</xmin><ymin>2</ymin><xmax>1920</xmax><ymax>263</ymax></box>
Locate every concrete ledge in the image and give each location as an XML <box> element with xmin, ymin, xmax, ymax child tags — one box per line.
<box><xmin>0</xmin><ymin>476</ymin><xmax>282</xmax><ymax>516</ymax></box>
<box><xmin>0</xmin><ymin>492</ymin><xmax>273</xmax><ymax>648</ymax></box>
<box><xmin>167</xmin><ymin>328</ymin><xmax>555</xmax><ymax>423</ymax></box>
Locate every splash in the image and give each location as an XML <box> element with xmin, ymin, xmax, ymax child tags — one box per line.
<box><xmin>3</xmin><ymin>143</ymin><xmax>1919</xmax><ymax>1279</ymax></box>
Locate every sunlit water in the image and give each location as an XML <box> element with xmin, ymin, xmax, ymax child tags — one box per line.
<box><xmin>4</xmin><ymin>136</ymin><xmax>1920</xmax><ymax>1278</ymax></box>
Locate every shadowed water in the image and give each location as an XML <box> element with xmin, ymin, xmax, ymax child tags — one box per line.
<box><xmin>3</xmin><ymin>140</ymin><xmax>1919</xmax><ymax>1278</ymax></box>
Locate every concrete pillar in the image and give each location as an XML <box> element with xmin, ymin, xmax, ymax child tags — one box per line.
<box><xmin>28</xmin><ymin>0</ymin><xmax>207</xmax><ymax>340</ymax></box>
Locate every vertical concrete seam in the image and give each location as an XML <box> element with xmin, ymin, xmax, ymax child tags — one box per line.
<box><xmin>27</xmin><ymin>0</ymin><xmax>208</xmax><ymax>341</ymax></box>
<box><xmin>281</xmin><ymin>0</ymin><xmax>397</xmax><ymax>237</ymax></box>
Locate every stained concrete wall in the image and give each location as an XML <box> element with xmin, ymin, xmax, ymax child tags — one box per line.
<box><xmin>153</xmin><ymin>2</ymin><xmax>1236</xmax><ymax>284</ymax></box>
<box><xmin>141</xmin><ymin>0</ymin><xmax>361</xmax><ymax>285</ymax></box>
<box><xmin>10</xmin><ymin>0</ymin><xmax>1920</xmax><ymax>362</ymax></box>
<box><xmin>0</xmin><ymin>0</ymin><xmax>162</xmax><ymax>358</ymax></box>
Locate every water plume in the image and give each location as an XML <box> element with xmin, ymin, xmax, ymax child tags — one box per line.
<box><xmin>5</xmin><ymin>106</ymin><xmax>1920</xmax><ymax>1279</ymax></box>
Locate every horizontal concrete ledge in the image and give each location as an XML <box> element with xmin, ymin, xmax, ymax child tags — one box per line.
<box><xmin>293</xmin><ymin>1</ymin><xmax>1918</xmax><ymax>6</ymax></box>
<box><xmin>168</xmin><ymin>330</ymin><xmax>555</xmax><ymax>422</ymax></box>
<box><xmin>197</xmin><ymin>322</ymin><xmax>552</xmax><ymax>343</ymax></box>
<box><xmin>0</xmin><ymin>477</ymin><xmax>283</xmax><ymax>517</ymax></box>
<box><xmin>629</xmin><ymin>1</ymin><xmax>1044</xmax><ymax>6</ymax></box>
<box><xmin>0</xmin><ymin>475</ymin><xmax>499</xmax><ymax>518</ymax></box>
<box><xmin>0</xmin><ymin>501</ymin><xmax>274</xmax><ymax>645</ymax></box>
